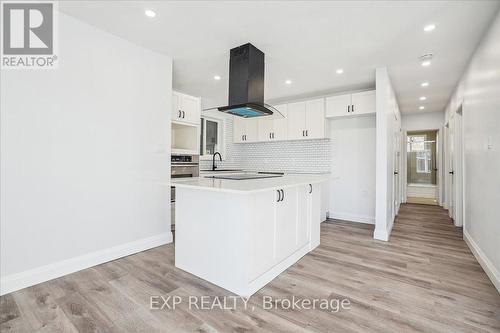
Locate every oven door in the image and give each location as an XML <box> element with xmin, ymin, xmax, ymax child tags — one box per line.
<box><xmin>171</xmin><ymin>165</ymin><xmax>199</xmax><ymax>179</ymax></box>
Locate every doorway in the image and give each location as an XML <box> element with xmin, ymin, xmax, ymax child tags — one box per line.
<box><xmin>406</xmin><ymin>130</ymin><xmax>439</xmax><ymax>205</ymax></box>
<box><xmin>446</xmin><ymin>106</ymin><xmax>464</xmax><ymax>226</ymax></box>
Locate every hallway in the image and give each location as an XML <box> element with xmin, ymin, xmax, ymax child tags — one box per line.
<box><xmin>1</xmin><ymin>204</ymin><xmax>499</xmax><ymax>332</ymax></box>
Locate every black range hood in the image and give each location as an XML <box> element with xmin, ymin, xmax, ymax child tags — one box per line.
<box><xmin>217</xmin><ymin>43</ymin><xmax>276</xmax><ymax>118</ymax></box>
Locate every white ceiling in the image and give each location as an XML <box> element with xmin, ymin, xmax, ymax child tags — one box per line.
<box><xmin>60</xmin><ymin>1</ymin><xmax>500</xmax><ymax>114</ymax></box>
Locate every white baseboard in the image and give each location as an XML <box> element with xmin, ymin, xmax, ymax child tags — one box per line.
<box><xmin>329</xmin><ymin>212</ymin><xmax>375</xmax><ymax>225</ymax></box>
<box><xmin>463</xmin><ymin>231</ymin><xmax>500</xmax><ymax>293</ymax></box>
<box><xmin>0</xmin><ymin>232</ymin><xmax>173</xmax><ymax>296</ymax></box>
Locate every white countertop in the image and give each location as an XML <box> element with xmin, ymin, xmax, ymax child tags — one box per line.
<box><xmin>168</xmin><ymin>174</ymin><xmax>330</xmax><ymax>194</ymax></box>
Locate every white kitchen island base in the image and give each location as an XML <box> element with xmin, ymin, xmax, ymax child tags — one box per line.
<box><xmin>173</xmin><ymin>176</ymin><xmax>327</xmax><ymax>297</ymax></box>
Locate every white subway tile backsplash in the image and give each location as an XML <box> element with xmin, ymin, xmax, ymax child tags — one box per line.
<box><xmin>200</xmin><ymin>119</ymin><xmax>331</xmax><ymax>173</ymax></box>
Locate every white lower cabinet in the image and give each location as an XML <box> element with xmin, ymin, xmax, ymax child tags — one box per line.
<box><xmin>275</xmin><ymin>187</ymin><xmax>299</xmax><ymax>262</ymax></box>
<box><xmin>254</xmin><ymin>183</ymin><xmax>322</xmax><ymax>273</ymax></box>
<box><xmin>175</xmin><ymin>179</ymin><xmax>327</xmax><ymax>296</ymax></box>
<box><xmin>250</xmin><ymin>190</ymin><xmax>276</xmax><ymax>280</ymax></box>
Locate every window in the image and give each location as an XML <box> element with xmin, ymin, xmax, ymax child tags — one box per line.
<box><xmin>416</xmin><ymin>151</ymin><xmax>431</xmax><ymax>173</ymax></box>
<box><xmin>408</xmin><ymin>135</ymin><xmax>431</xmax><ymax>173</ymax></box>
<box><xmin>200</xmin><ymin>117</ymin><xmax>224</xmax><ymax>158</ymax></box>
<box><xmin>408</xmin><ymin>136</ymin><xmax>426</xmax><ymax>152</ymax></box>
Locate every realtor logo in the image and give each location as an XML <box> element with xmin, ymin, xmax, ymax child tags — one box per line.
<box><xmin>1</xmin><ymin>1</ymin><xmax>58</xmax><ymax>69</ymax></box>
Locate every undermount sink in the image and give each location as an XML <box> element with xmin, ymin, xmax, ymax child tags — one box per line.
<box><xmin>204</xmin><ymin>174</ymin><xmax>283</xmax><ymax>180</ymax></box>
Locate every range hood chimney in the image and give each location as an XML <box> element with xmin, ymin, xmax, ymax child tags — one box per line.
<box><xmin>217</xmin><ymin>43</ymin><xmax>275</xmax><ymax>118</ymax></box>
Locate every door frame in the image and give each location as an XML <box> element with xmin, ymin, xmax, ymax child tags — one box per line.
<box><xmin>445</xmin><ymin>103</ymin><xmax>465</xmax><ymax>227</ymax></box>
<box><xmin>403</xmin><ymin>128</ymin><xmax>442</xmax><ymax>204</ymax></box>
<box><xmin>454</xmin><ymin>105</ymin><xmax>465</xmax><ymax>227</ymax></box>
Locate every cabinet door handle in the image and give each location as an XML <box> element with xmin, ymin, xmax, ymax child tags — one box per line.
<box><xmin>280</xmin><ymin>189</ymin><xmax>284</xmax><ymax>201</ymax></box>
<box><xmin>178</xmin><ymin>110</ymin><xmax>182</xmax><ymax>118</ymax></box>
<box><xmin>352</xmin><ymin>104</ymin><xmax>354</xmax><ymax>112</ymax></box>
<box><xmin>347</xmin><ymin>105</ymin><xmax>350</xmax><ymax>113</ymax></box>
<box><xmin>306</xmin><ymin>130</ymin><xmax>308</xmax><ymax>137</ymax></box>
<box><xmin>182</xmin><ymin>111</ymin><xmax>186</xmax><ymax>118</ymax></box>
<box><xmin>277</xmin><ymin>190</ymin><xmax>281</xmax><ymax>202</ymax></box>
<box><xmin>309</xmin><ymin>184</ymin><xmax>312</xmax><ymax>194</ymax></box>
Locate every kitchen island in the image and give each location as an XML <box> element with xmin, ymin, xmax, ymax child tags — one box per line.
<box><xmin>170</xmin><ymin>174</ymin><xmax>329</xmax><ymax>297</ymax></box>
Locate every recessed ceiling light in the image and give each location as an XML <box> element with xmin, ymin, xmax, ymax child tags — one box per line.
<box><xmin>424</xmin><ymin>24</ymin><xmax>436</xmax><ymax>32</ymax></box>
<box><xmin>144</xmin><ymin>9</ymin><xmax>156</xmax><ymax>18</ymax></box>
<box><xmin>285</xmin><ymin>80</ymin><xmax>292</xmax><ymax>85</ymax></box>
<box><xmin>419</xmin><ymin>53</ymin><xmax>433</xmax><ymax>67</ymax></box>
<box><xmin>336</xmin><ymin>68</ymin><xmax>344</xmax><ymax>74</ymax></box>
<box><xmin>421</xmin><ymin>82</ymin><xmax>429</xmax><ymax>87</ymax></box>
<box><xmin>213</xmin><ymin>75</ymin><xmax>221</xmax><ymax>80</ymax></box>
<box><xmin>419</xmin><ymin>106</ymin><xmax>425</xmax><ymax>110</ymax></box>
<box><xmin>419</xmin><ymin>96</ymin><xmax>427</xmax><ymax>101</ymax></box>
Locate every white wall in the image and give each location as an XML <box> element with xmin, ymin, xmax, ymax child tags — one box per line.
<box><xmin>402</xmin><ymin>111</ymin><xmax>444</xmax><ymax>131</ymax></box>
<box><xmin>328</xmin><ymin>116</ymin><xmax>376</xmax><ymax>224</ymax></box>
<box><xmin>442</xmin><ymin>10</ymin><xmax>500</xmax><ymax>292</ymax></box>
<box><xmin>374</xmin><ymin>67</ymin><xmax>402</xmax><ymax>241</ymax></box>
<box><xmin>0</xmin><ymin>13</ymin><xmax>172</xmax><ymax>295</ymax></box>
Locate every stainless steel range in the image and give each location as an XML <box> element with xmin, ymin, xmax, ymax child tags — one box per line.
<box><xmin>171</xmin><ymin>154</ymin><xmax>199</xmax><ymax>232</ymax></box>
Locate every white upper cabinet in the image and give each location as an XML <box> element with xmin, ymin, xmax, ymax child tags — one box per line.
<box><xmin>258</xmin><ymin>104</ymin><xmax>288</xmax><ymax>141</ymax></box>
<box><xmin>233</xmin><ymin>91</ymin><xmax>376</xmax><ymax>143</ymax></box>
<box><xmin>325</xmin><ymin>94</ymin><xmax>351</xmax><ymax>117</ymax></box>
<box><xmin>325</xmin><ymin>90</ymin><xmax>375</xmax><ymax>118</ymax></box>
<box><xmin>287</xmin><ymin>99</ymin><xmax>325</xmax><ymax>140</ymax></box>
<box><xmin>172</xmin><ymin>91</ymin><xmax>200</xmax><ymax>125</ymax></box>
<box><xmin>273</xmin><ymin>104</ymin><xmax>288</xmax><ymax>141</ymax></box>
<box><xmin>286</xmin><ymin>101</ymin><xmax>307</xmax><ymax>140</ymax></box>
<box><xmin>351</xmin><ymin>90</ymin><xmax>376</xmax><ymax>115</ymax></box>
<box><xmin>258</xmin><ymin>117</ymin><xmax>274</xmax><ymax>142</ymax></box>
<box><xmin>305</xmin><ymin>98</ymin><xmax>325</xmax><ymax>139</ymax></box>
<box><xmin>233</xmin><ymin>118</ymin><xmax>259</xmax><ymax>143</ymax></box>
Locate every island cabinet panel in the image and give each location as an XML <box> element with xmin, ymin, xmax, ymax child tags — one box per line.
<box><xmin>275</xmin><ymin>187</ymin><xmax>299</xmax><ymax>262</ymax></box>
<box><xmin>297</xmin><ymin>185</ymin><xmax>311</xmax><ymax>248</ymax></box>
<box><xmin>309</xmin><ymin>183</ymin><xmax>322</xmax><ymax>249</ymax></box>
<box><xmin>249</xmin><ymin>190</ymin><xmax>277</xmax><ymax>281</ymax></box>
<box><xmin>173</xmin><ymin>177</ymin><xmax>328</xmax><ymax>297</ymax></box>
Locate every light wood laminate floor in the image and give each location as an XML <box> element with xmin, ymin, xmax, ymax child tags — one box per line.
<box><xmin>1</xmin><ymin>204</ymin><xmax>499</xmax><ymax>332</ymax></box>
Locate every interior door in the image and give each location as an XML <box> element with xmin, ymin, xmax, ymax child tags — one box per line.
<box><xmin>305</xmin><ymin>98</ymin><xmax>325</xmax><ymax>139</ymax></box>
<box><xmin>287</xmin><ymin>102</ymin><xmax>307</xmax><ymax>140</ymax></box>
<box><xmin>448</xmin><ymin>116</ymin><xmax>455</xmax><ymax>219</ymax></box>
